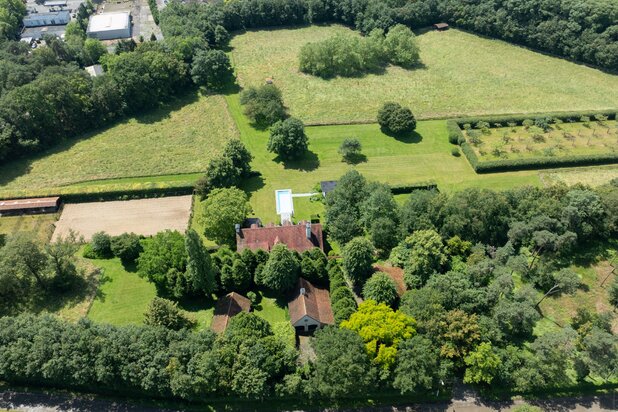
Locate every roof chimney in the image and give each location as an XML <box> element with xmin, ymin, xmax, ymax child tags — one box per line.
<box><xmin>300</xmin><ymin>287</ymin><xmax>306</xmax><ymax>295</ymax></box>
<box><xmin>306</xmin><ymin>222</ymin><xmax>311</xmax><ymax>239</ymax></box>
<box><xmin>235</xmin><ymin>223</ymin><xmax>241</xmax><ymax>234</ymax></box>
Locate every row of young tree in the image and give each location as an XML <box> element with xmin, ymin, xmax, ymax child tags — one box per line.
<box><xmin>160</xmin><ymin>0</ymin><xmax>618</xmax><ymax>72</ymax></box>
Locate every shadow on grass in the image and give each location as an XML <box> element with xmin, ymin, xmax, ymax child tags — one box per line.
<box><xmin>178</xmin><ymin>295</ymin><xmax>217</xmax><ymax>313</ymax></box>
<box><xmin>276</xmin><ymin>150</ymin><xmax>320</xmax><ymax>171</ymax></box>
<box><xmin>381</xmin><ymin>129</ymin><xmax>423</xmax><ymax>144</ymax></box>
<box><xmin>240</xmin><ymin>174</ymin><xmax>266</xmax><ymax>195</ymax></box>
<box><xmin>342</xmin><ymin>153</ymin><xmax>368</xmax><ymax>165</ymax></box>
<box><xmin>560</xmin><ymin>239</ymin><xmax>617</xmax><ymax>268</ymax></box>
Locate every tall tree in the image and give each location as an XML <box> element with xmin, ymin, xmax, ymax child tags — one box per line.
<box><xmin>200</xmin><ymin>187</ymin><xmax>251</xmax><ymax>247</ymax></box>
<box><xmin>185</xmin><ymin>229</ymin><xmax>216</xmax><ymax>296</ymax></box>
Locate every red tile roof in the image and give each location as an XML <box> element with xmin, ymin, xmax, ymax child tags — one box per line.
<box><xmin>236</xmin><ymin>222</ymin><xmax>324</xmax><ymax>253</ymax></box>
<box><xmin>0</xmin><ymin>197</ymin><xmax>60</xmax><ymax>212</ymax></box>
<box><xmin>210</xmin><ymin>292</ymin><xmax>251</xmax><ymax>333</ymax></box>
<box><xmin>288</xmin><ymin>278</ymin><xmax>334</xmax><ymax>326</ymax></box>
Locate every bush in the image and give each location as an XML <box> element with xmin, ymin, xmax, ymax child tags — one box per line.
<box><xmin>447</xmin><ymin>120</ymin><xmax>464</xmax><ymax>144</ymax></box>
<box><xmin>362</xmin><ymin>272</ymin><xmax>398</xmax><ymax>307</ymax></box>
<box><xmin>82</xmin><ymin>243</ymin><xmax>96</xmax><ymax>259</ymax></box>
<box><xmin>377</xmin><ymin>102</ymin><xmax>416</xmax><ymax>135</ymax></box>
<box><xmin>110</xmin><ymin>233</ymin><xmax>143</xmax><ymax>264</ymax></box>
<box><xmin>338</xmin><ymin>138</ymin><xmax>362</xmax><ymax>163</ymax></box>
<box><xmin>451</xmin><ymin>148</ymin><xmax>460</xmax><ymax>157</ymax></box>
<box><xmin>267</xmin><ymin>117</ymin><xmax>308</xmax><ymax>160</ymax></box>
<box><xmin>91</xmin><ymin>231</ymin><xmax>112</xmax><ymax>258</ymax></box>
<box><xmin>261</xmin><ymin>244</ymin><xmax>300</xmax><ymax>294</ymax></box>
<box><xmin>143</xmin><ymin>297</ymin><xmax>196</xmax><ymax>330</ymax></box>
<box><xmin>240</xmin><ymin>84</ymin><xmax>286</xmax><ymax>126</ymax></box>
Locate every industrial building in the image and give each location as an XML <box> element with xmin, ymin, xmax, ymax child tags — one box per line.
<box><xmin>87</xmin><ymin>12</ymin><xmax>131</xmax><ymax>40</ymax></box>
<box><xmin>23</xmin><ymin>11</ymin><xmax>70</xmax><ymax>27</ymax></box>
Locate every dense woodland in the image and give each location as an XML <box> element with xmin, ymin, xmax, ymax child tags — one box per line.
<box><xmin>0</xmin><ymin>0</ymin><xmax>616</xmax><ymax>163</ymax></box>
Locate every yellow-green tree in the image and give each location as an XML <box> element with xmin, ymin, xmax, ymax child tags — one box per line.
<box><xmin>340</xmin><ymin>300</ymin><xmax>415</xmax><ymax>372</ymax></box>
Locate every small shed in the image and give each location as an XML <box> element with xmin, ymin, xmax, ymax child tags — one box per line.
<box><xmin>0</xmin><ymin>197</ymin><xmax>60</xmax><ymax>216</ymax></box>
<box><xmin>433</xmin><ymin>23</ymin><xmax>449</xmax><ymax>31</ymax></box>
<box><xmin>210</xmin><ymin>292</ymin><xmax>252</xmax><ymax>333</ymax></box>
<box><xmin>320</xmin><ymin>181</ymin><xmax>337</xmax><ymax>197</ymax></box>
<box><xmin>289</xmin><ymin>278</ymin><xmax>334</xmax><ymax>333</ymax></box>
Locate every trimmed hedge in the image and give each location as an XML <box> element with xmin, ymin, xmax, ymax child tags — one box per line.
<box><xmin>452</xmin><ymin>110</ymin><xmax>616</xmax><ymax>129</ymax></box>
<box><xmin>0</xmin><ymin>185</ymin><xmax>195</xmax><ymax>203</ymax></box>
<box><xmin>454</xmin><ymin>110</ymin><xmax>618</xmax><ymax>173</ymax></box>
<box><xmin>390</xmin><ymin>182</ymin><xmax>438</xmax><ymax>194</ymax></box>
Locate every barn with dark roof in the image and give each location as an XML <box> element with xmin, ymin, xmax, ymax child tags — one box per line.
<box><xmin>236</xmin><ymin>221</ymin><xmax>324</xmax><ymax>253</ymax></box>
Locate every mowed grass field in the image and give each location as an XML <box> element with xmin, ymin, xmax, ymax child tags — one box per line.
<box><xmin>0</xmin><ymin>92</ymin><xmax>238</xmax><ymax>197</ymax></box>
<box><xmin>229</xmin><ymin>25</ymin><xmax>618</xmax><ymax>124</ymax></box>
<box><xmin>225</xmin><ymin>94</ymin><xmax>540</xmax><ymax>223</ymax></box>
<box><xmin>0</xmin><ymin>213</ymin><xmax>58</xmax><ymax>242</ymax></box>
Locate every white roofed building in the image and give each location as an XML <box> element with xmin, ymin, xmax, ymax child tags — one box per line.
<box><xmin>87</xmin><ymin>12</ymin><xmax>131</xmax><ymax>40</ymax></box>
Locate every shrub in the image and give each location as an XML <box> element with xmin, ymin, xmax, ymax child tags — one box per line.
<box><xmin>267</xmin><ymin>117</ymin><xmax>308</xmax><ymax>160</ymax></box>
<box><xmin>261</xmin><ymin>244</ymin><xmax>300</xmax><ymax>294</ymax></box>
<box><xmin>338</xmin><ymin>138</ymin><xmax>362</xmax><ymax>163</ymax></box>
<box><xmin>362</xmin><ymin>272</ymin><xmax>398</xmax><ymax>306</ymax></box>
<box><xmin>143</xmin><ymin>297</ymin><xmax>196</xmax><ymax>330</ymax></box>
<box><xmin>247</xmin><ymin>291</ymin><xmax>258</xmax><ymax>307</ymax></box>
<box><xmin>110</xmin><ymin>233</ymin><xmax>143</xmax><ymax>264</ymax></box>
<box><xmin>451</xmin><ymin>148</ymin><xmax>460</xmax><ymax>157</ymax></box>
<box><xmin>377</xmin><ymin>102</ymin><xmax>416</xmax><ymax>135</ymax></box>
<box><xmin>447</xmin><ymin>120</ymin><xmax>464</xmax><ymax>144</ymax></box>
<box><xmin>240</xmin><ymin>84</ymin><xmax>286</xmax><ymax>126</ymax></box>
<box><xmin>82</xmin><ymin>243</ymin><xmax>96</xmax><ymax>259</ymax></box>
<box><xmin>91</xmin><ymin>231</ymin><xmax>112</xmax><ymax>258</ymax></box>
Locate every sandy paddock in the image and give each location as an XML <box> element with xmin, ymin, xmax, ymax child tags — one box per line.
<box><xmin>52</xmin><ymin>195</ymin><xmax>192</xmax><ymax>241</ymax></box>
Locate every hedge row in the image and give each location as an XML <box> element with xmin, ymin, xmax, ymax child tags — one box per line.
<box><xmin>0</xmin><ymin>184</ymin><xmax>195</xmax><ymax>203</ymax></box>
<box><xmin>461</xmin><ymin>141</ymin><xmax>618</xmax><ymax>173</ymax></box>
<box><xmin>148</xmin><ymin>0</ymin><xmax>160</xmax><ymax>25</ymax></box>
<box><xmin>452</xmin><ymin>110</ymin><xmax>618</xmax><ymax>173</ymax></box>
<box><xmin>452</xmin><ymin>110</ymin><xmax>617</xmax><ymax>129</ymax></box>
<box><xmin>390</xmin><ymin>181</ymin><xmax>438</xmax><ymax>194</ymax></box>
<box><xmin>328</xmin><ymin>263</ymin><xmax>357</xmax><ymax>325</ymax></box>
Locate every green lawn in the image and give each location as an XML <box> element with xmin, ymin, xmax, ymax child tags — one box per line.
<box><xmin>466</xmin><ymin>120</ymin><xmax>618</xmax><ymax>162</ymax></box>
<box><xmin>226</xmin><ymin>93</ymin><xmax>540</xmax><ymax>224</ymax></box>
<box><xmin>0</xmin><ymin>92</ymin><xmax>238</xmax><ymax>198</ymax></box>
<box><xmin>229</xmin><ymin>25</ymin><xmax>618</xmax><ymax>124</ymax></box>
<box><xmin>87</xmin><ymin>257</ymin><xmax>157</xmax><ymax>326</ymax></box>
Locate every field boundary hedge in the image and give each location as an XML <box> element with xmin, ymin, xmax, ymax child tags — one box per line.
<box><xmin>390</xmin><ymin>181</ymin><xmax>438</xmax><ymax>194</ymax></box>
<box><xmin>450</xmin><ymin>110</ymin><xmax>618</xmax><ymax>173</ymax></box>
<box><xmin>0</xmin><ymin>184</ymin><xmax>195</xmax><ymax>203</ymax></box>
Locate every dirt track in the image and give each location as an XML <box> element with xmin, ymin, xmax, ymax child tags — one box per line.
<box><xmin>52</xmin><ymin>196</ymin><xmax>192</xmax><ymax>242</ymax></box>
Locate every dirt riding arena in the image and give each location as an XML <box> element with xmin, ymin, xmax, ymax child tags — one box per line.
<box><xmin>52</xmin><ymin>196</ymin><xmax>192</xmax><ymax>241</ymax></box>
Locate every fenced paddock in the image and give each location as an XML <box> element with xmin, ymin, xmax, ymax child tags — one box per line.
<box><xmin>52</xmin><ymin>196</ymin><xmax>192</xmax><ymax>241</ymax></box>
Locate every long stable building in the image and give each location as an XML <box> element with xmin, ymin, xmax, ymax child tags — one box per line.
<box><xmin>0</xmin><ymin>197</ymin><xmax>60</xmax><ymax>216</ymax></box>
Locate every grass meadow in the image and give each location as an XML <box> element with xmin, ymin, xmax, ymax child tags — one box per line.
<box><xmin>540</xmin><ymin>165</ymin><xmax>618</xmax><ymax>187</ymax></box>
<box><xmin>0</xmin><ymin>213</ymin><xmax>58</xmax><ymax>242</ymax></box>
<box><xmin>0</xmin><ymin>92</ymin><xmax>238</xmax><ymax>198</ymax></box>
<box><xmin>229</xmin><ymin>26</ymin><xmax>618</xmax><ymax>124</ymax></box>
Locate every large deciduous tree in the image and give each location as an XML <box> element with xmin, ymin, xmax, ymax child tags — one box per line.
<box><xmin>260</xmin><ymin>244</ymin><xmax>299</xmax><ymax>294</ymax></box>
<box><xmin>342</xmin><ymin>237</ymin><xmax>375</xmax><ymax>287</ymax></box>
<box><xmin>267</xmin><ymin>117</ymin><xmax>308</xmax><ymax>160</ymax></box>
<box><xmin>201</xmin><ymin>187</ymin><xmax>251</xmax><ymax>247</ymax></box>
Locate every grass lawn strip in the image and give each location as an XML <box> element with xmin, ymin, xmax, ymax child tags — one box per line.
<box><xmin>229</xmin><ymin>26</ymin><xmax>618</xmax><ymax>124</ymax></box>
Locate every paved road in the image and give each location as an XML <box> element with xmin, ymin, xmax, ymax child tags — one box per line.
<box><xmin>1</xmin><ymin>387</ymin><xmax>617</xmax><ymax>411</ymax></box>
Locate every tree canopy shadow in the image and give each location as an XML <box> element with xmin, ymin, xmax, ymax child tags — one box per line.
<box><xmin>342</xmin><ymin>153</ymin><xmax>368</xmax><ymax>165</ymax></box>
<box><xmin>135</xmin><ymin>88</ymin><xmax>201</xmax><ymax>125</ymax></box>
<box><xmin>381</xmin><ymin>129</ymin><xmax>423</xmax><ymax>144</ymax></box>
<box><xmin>276</xmin><ymin>150</ymin><xmax>320</xmax><ymax>171</ymax></box>
<box><xmin>239</xmin><ymin>173</ymin><xmax>265</xmax><ymax>195</ymax></box>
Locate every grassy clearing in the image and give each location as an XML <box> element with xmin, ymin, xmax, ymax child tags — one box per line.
<box><xmin>541</xmin><ymin>165</ymin><xmax>618</xmax><ymax>187</ymax></box>
<box><xmin>0</xmin><ymin>213</ymin><xmax>58</xmax><ymax>242</ymax></box>
<box><xmin>226</xmin><ymin>93</ymin><xmax>540</xmax><ymax>223</ymax></box>
<box><xmin>534</xmin><ymin>243</ymin><xmax>618</xmax><ymax>336</ymax></box>
<box><xmin>465</xmin><ymin>120</ymin><xmax>618</xmax><ymax>162</ymax></box>
<box><xmin>229</xmin><ymin>25</ymin><xmax>618</xmax><ymax>124</ymax></box>
<box><xmin>0</xmin><ymin>92</ymin><xmax>238</xmax><ymax>197</ymax></box>
<box><xmin>86</xmin><ymin>258</ymin><xmax>157</xmax><ymax>326</ymax></box>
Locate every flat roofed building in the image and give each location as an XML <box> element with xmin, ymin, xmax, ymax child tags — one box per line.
<box><xmin>43</xmin><ymin>0</ymin><xmax>67</xmax><ymax>7</ymax></box>
<box><xmin>0</xmin><ymin>197</ymin><xmax>60</xmax><ymax>216</ymax></box>
<box><xmin>23</xmin><ymin>11</ymin><xmax>70</xmax><ymax>27</ymax></box>
<box><xmin>87</xmin><ymin>12</ymin><xmax>131</xmax><ymax>40</ymax></box>
<box><xmin>85</xmin><ymin>64</ymin><xmax>104</xmax><ymax>77</ymax></box>
<box><xmin>288</xmin><ymin>278</ymin><xmax>334</xmax><ymax>333</ymax></box>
